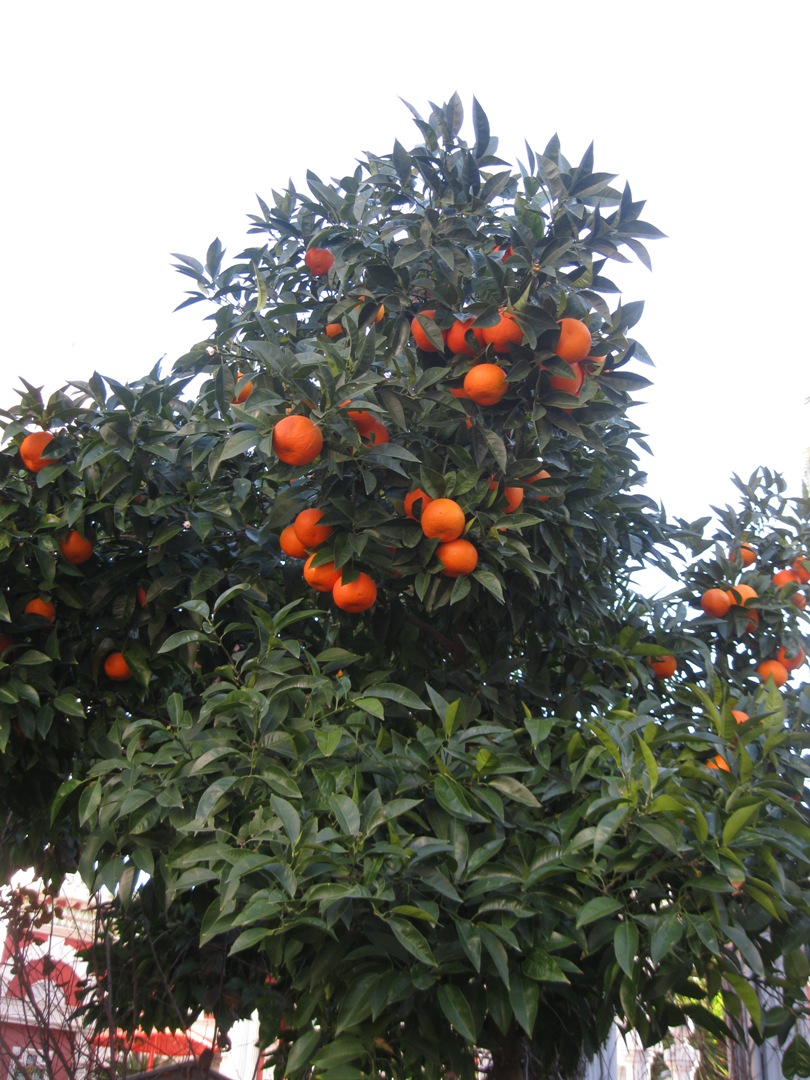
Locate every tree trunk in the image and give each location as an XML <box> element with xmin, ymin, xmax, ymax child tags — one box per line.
<box><xmin>490</xmin><ymin>1024</ymin><xmax>526</xmax><ymax>1080</ymax></box>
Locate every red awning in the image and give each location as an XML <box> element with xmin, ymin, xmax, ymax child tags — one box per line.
<box><xmin>92</xmin><ymin>1027</ymin><xmax>210</xmax><ymax>1063</ymax></box>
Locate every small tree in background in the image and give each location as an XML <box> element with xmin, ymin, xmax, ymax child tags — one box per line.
<box><xmin>1</xmin><ymin>94</ymin><xmax>809</xmax><ymax>1080</ymax></box>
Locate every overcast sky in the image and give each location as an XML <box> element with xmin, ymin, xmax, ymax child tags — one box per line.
<box><xmin>1</xmin><ymin>1</ymin><xmax>806</xmax><ymax>525</ymax></box>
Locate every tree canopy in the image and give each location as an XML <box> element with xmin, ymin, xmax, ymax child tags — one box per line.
<box><xmin>1</xmin><ymin>94</ymin><xmax>809</xmax><ymax>1080</ymax></box>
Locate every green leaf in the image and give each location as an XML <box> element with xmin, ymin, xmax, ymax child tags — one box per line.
<box><xmin>434</xmin><ymin>775</ymin><xmax>477</xmax><ymax>820</ymax></box>
<box><xmin>509</xmin><ymin>968</ymin><xmax>539</xmax><ymax>1037</ymax></box>
<box><xmin>53</xmin><ymin>693</ymin><xmax>85</xmax><ymax>718</ymax></box>
<box><xmin>576</xmin><ymin>896</ymin><xmax>621</xmax><ymax>928</ymax></box>
<box><xmin>437</xmin><ymin>983</ymin><xmax>477</xmax><ymax>1043</ymax></box>
<box><xmin>722</xmin><ymin>801</ymin><xmax>762</xmax><ymax>845</ymax></box>
<box><xmin>487</xmin><ymin>776</ymin><xmax>539</xmax><ymax>806</ymax></box>
<box><xmin>650</xmin><ymin>914</ymin><xmax>684</xmax><ymax>964</ymax></box>
<box><xmin>195</xmin><ymin>777</ymin><xmax>239</xmax><ymax>823</ymax></box>
<box><xmin>285</xmin><ymin>1029</ymin><xmax>322</xmax><ymax>1078</ymax></box>
<box><xmin>614</xmin><ymin>920</ymin><xmax>639</xmax><ymax>977</ymax></box>
<box><xmin>329</xmin><ymin>794</ymin><xmax>360</xmax><ymax>837</ymax></box>
<box><xmin>387</xmin><ymin>917</ymin><xmax>437</xmax><ymax>967</ymax></box>
<box><xmin>157</xmin><ymin>630</ymin><xmax>210</xmax><ymax>654</ymax></box>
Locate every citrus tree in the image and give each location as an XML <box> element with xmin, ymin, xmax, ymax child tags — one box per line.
<box><xmin>1</xmin><ymin>95</ymin><xmax>810</xmax><ymax>1080</ymax></box>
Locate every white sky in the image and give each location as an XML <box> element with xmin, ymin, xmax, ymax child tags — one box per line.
<box><xmin>1</xmin><ymin>1</ymin><xmax>807</xmax><ymax>524</ymax></box>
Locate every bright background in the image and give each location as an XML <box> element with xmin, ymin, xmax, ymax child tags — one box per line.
<box><xmin>1</xmin><ymin>2</ymin><xmax>806</xmax><ymax>523</ymax></box>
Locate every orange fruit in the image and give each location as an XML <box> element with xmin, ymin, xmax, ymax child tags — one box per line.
<box><xmin>280</xmin><ymin>525</ymin><xmax>307</xmax><ymax>559</ymax></box>
<box><xmin>436</xmin><ymin>538</ymin><xmax>478</xmax><ymax>577</ymax></box>
<box><xmin>700</xmin><ymin>588</ymin><xmax>731</xmax><ymax>618</ymax></box>
<box><xmin>304</xmin><ymin>247</ymin><xmax>334</xmax><ymax>275</ymax></box>
<box><xmin>411</xmin><ymin>310</ymin><xmax>440</xmax><ymax>353</ymax></box>
<box><xmin>757</xmin><ymin>659</ymin><xmax>788</xmax><ymax>686</ymax></box>
<box><xmin>445</xmin><ymin>317</ymin><xmax>481</xmax><ymax>357</ymax></box>
<box><xmin>136</xmin><ymin>586</ymin><xmax>149</xmax><ymax>608</ymax></box>
<box><xmin>356</xmin><ymin>298</ymin><xmax>385</xmax><ymax>323</ymax></box>
<box><xmin>420</xmin><ymin>498</ymin><xmax>466</xmax><ymax>542</ymax></box>
<box><xmin>791</xmin><ymin>557</ymin><xmax>810</xmax><ymax>584</ymax></box>
<box><xmin>272</xmin><ymin>415</ymin><xmax>323</xmax><ymax>466</ymax></box>
<box><xmin>449</xmin><ymin>387</ymin><xmax>469</xmax><ymax>399</ymax></box>
<box><xmin>404</xmin><ymin>489</ymin><xmax>433</xmax><ymax>520</ymax></box>
<box><xmin>303</xmin><ymin>555</ymin><xmax>341</xmax><ymax>592</ymax></box>
<box><xmin>649</xmin><ymin>654</ymin><xmax>677</xmax><ymax>678</ymax></box>
<box><xmin>362</xmin><ymin>419</ymin><xmax>389</xmax><ymax>446</ymax></box>
<box><xmin>548</xmin><ymin>363</ymin><xmax>585</xmax><ymax>396</ymax></box>
<box><xmin>464</xmin><ymin>363</ymin><xmax>508</xmax><ymax>406</ymax></box>
<box><xmin>732</xmin><ymin>709</ymin><xmax>749</xmax><ymax>725</ymax></box>
<box><xmin>524</xmin><ymin>468</ymin><xmax>551</xmax><ymax>502</ymax></box>
<box><xmin>20</xmin><ymin>431</ymin><xmax>58</xmax><ymax>473</ymax></box>
<box><xmin>792</xmin><ymin>592</ymin><xmax>807</xmax><ymax>611</ymax></box>
<box><xmin>772</xmin><ymin>569</ymin><xmax>801</xmax><ymax>588</ymax></box>
<box><xmin>345</xmin><ymin>409</ymin><xmax>376</xmax><ymax>436</ymax></box>
<box><xmin>232</xmin><ymin>373</ymin><xmax>254</xmax><ymax>404</ymax></box>
<box><xmin>104</xmin><ymin>652</ymin><xmax>132</xmax><ymax>682</ymax></box>
<box><xmin>741</xmin><ymin>610</ymin><xmax>760</xmax><ymax>635</ymax></box>
<box><xmin>776</xmin><ymin>644</ymin><xmax>806</xmax><ymax>670</ymax></box>
<box><xmin>554</xmin><ymin>318</ymin><xmax>592</xmax><ymax>363</ymax></box>
<box><xmin>59</xmin><ymin>530</ymin><xmax>94</xmax><ymax>565</ymax></box>
<box><xmin>25</xmin><ymin>598</ymin><xmax>55</xmax><ymax>623</ymax></box>
<box><xmin>730</xmin><ymin>544</ymin><xmax>756</xmax><ymax>567</ymax></box>
<box><xmin>492</xmin><ymin>244</ymin><xmax>513</xmax><ymax>261</ymax></box>
<box><xmin>325</xmin><ymin>323</ymin><xmax>344</xmax><ymax>338</ymax></box>
<box><xmin>333</xmin><ymin>572</ymin><xmax>377</xmax><ymax>612</ymax></box>
<box><xmin>0</xmin><ymin>635</ymin><xmax>12</xmax><ymax>655</ymax></box>
<box><xmin>479</xmin><ymin>310</ymin><xmax>524</xmax><ymax>353</ymax></box>
<box><xmin>707</xmin><ymin>754</ymin><xmax>730</xmax><ymax>772</ymax></box>
<box><xmin>293</xmin><ymin>508</ymin><xmax>333</xmax><ymax>549</ymax></box>
<box><xmin>490</xmin><ymin>481</ymin><xmax>524</xmax><ymax>514</ymax></box>
<box><xmin>727</xmin><ymin>583</ymin><xmax>758</xmax><ymax>606</ymax></box>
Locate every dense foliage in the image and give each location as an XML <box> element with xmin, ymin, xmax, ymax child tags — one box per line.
<box><xmin>1</xmin><ymin>95</ymin><xmax>809</xmax><ymax>1080</ymax></box>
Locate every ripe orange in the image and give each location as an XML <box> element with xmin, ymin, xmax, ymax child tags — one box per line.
<box><xmin>650</xmin><ymin>654</ymin><xmax>677</xmax><ymax>678</ymax></box>
<box><xmin>741</xmin><ymin>610</ymin><xmax>760</xmax><ymax>635</ymax></box>
<box><xmin>59</xmin><ymin>530</ymin><xmax>94</xmax><ymax>565</ymax></box>
<box><xmin>420</xmin><ymin>498</ymin><xmax>466</xmax><ymax>542</ymax></box>
<box><xmin>449</xmin><ymin>387</ymin><xmax>469</xmax><ymax>399</ymax></box>
<box><xmin>757</xmin><ymin>659</ymin><xmax>788</xmax><ymax>686</ymax></box>
<box><xmin>479</xmin><ymin>310</ymin><xmax>524</xmax><ymax>353</ymax></box>
<box><xmin>20</xmin><ymin>431</ymin><xmax>58</xmax><ymax>473</ymax></box>
<box><xmin>304</xmin><ymin>247</ymin><xmax>334</xmax><ymax>275</ymax></box>
<box><xmin>727</xmin><ymin>583</ymin><xmax>757</xmax><ymax>606</ymax></box>
<box><xmin>437</xmin><ymin>538</ymin><xmax>479</xmax><ymax>577</ymax></box>
<box><xmin>272</xmin><ymin>415</ymin><xmax>324</xmax><ymax>466</ymax></box>
<box><xmin>555</xmin><ymin>318</ymin><xmax>592</xmax><ymax>364</ymax></box>
<box><xmin>0</xmin><ymin>635</ymin><xmax>12</xmax><ymax>655</ymax></box>
<box><xmin>333</xmin><ymin>572</ymin><xmax>377</xmax><ymax>612</ymax></box>
<box><xmin>490</xmin><ymin>481</ymin><xmax>524</xmax><ymax>514</ymax></box>
<box><xmin>524</xmin><ymin>468</ymin><xmax>551</xmax><ymax>501</ymax></box>
<box><xmin>136</xmin><ymin>586</ymin><xmax>149</xmax><ymax>608</ymax></box>
<box><xmin>732</xmin><ymin>709</ymin><xmax>749</xmax><ymax>725</ymax></box>
<box><xmin>104</xmin><ymin>652</ymin><xmax>132</xmax><ymax>681</ymax></box>
<box><xmin>362</xmin><ymin>419</ymin><xmax>389</xmax><ymax>446</ymax></box>
<box><xmin>707</xmin><ymin>754</ymin><xmax>730</xmax><ymax>772</ymax></box>
<box><xmin>772</xmin><ymin>569</ymin><xmax>801</xmax><ymax>588</ymax></box>
<box><xmin>325</xmin><ymin>323</ymin><xmax>344</xmax><ymax>338</ymax></box>
<box><xmin>730</xmin><ymin>543</ymin><xmax>756</xmax><ymax>567</ymax></box>
<box><xmin>792</xmin><ymin>557</ymin><xmax>810</xmax><ymax>584</ymax></box>
<box><xmin>792</xmin><ymin>592</ymin><xmax>807</xmax><ymax>611</ymax></box>
<box><xmin>356</xmin><ymin>298</ymin><xmax>385</xmax><ymax>323</ymax></box>
<box><xmin>232</xmin><ymin>373</ymin><xmax>254</xmax><ymax>404</ymax></box>
<box><xmin>464</xmin><ymin>363</ymin><xmax>508</xmax><ymax>406</ymax></box>
<box><xmin>548</xmin><ymin>363</ymin><xmax>585</xmax><ymax>396</ymax></box>
<box><xmin>24</xmin><ymin>598</ymin><xmax>55</xmax><ymax>623</ymax></box>
<box><xmin>404</xmin><ymin>489</ymin><xmax>433</xmax><ymax>520</ymax></box>
<box><xmin>411</xmin><ymin>310</ymin><xmax>440</xmax><ymax>353</ymax></box>
<box><xmin>303</xmin><ymin>555</ymin><xmax>341</xmax><ymax>592</ymax></box>
<box><xmin>345</xmin><ymin>409</ymin><xmax>376</xmax><ymax>436</ymax></box>
<box><xmin>492</xmin><ymin>244</ymin><xmax>513</xmax><ymax>261</ymax></box>
<box><xmin>293</xmin><ymin>508</ymin><xmax>333</xmax><ymax>549</ymax></box>
<box><xmin>280</xmin><ymin>525</ymin><xmax>307</xmax><ymax>559</ymax></box>
<box><xmin>776</xmin><ymin>644</ymin><xmax>806</xmax><ymax>670</ymax></box>
<box><xmin>445</xmin><ymin>317</ymin><xmax>480</xmax><ymax>357</ymax></box>
<box><xmin>700</xmin><ymin>588</ymin><xmax>731</xmax><ymax>618</ymax></box>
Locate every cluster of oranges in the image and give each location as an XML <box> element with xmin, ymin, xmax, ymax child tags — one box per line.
<box><xmin>649</xmin><ymin>542</ymin><xmax>808</xmax><ymax>769</ymax></box>
<box><xmin>280</xmin><ymin>509</ymin><xmax>377</xmax><ymax>612</ymax></box>
<box><xmin>265</xmin><ymin>302</ymin><xmax>595</xmax><ymax>613</ymax></box>
<box><xmin>12</xmin><ymin>432</ymin><xmax>135</xmax><ymax>682</ymax></box>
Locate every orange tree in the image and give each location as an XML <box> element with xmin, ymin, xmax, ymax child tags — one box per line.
<box><xmin>1</xmin><ymin>95</ymin><xmax>810</xmax><ymax>1080</ymax></box>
